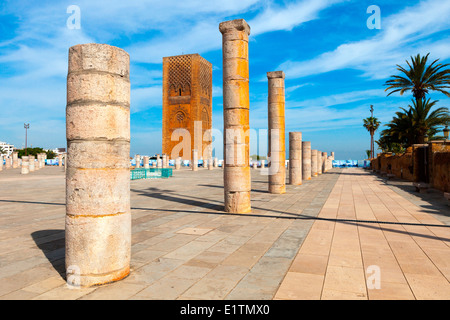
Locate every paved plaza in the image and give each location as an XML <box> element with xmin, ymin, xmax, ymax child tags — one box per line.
<box><xmin>0</xmin><ymin>166</ymin><xmax>449</xmax><ymax>299</ymax></box>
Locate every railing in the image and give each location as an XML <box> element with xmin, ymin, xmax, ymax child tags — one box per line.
<box><xmin>130</xmin><ymin>168</ymin><xmax>173</xmax><ymax>180</ymax></box>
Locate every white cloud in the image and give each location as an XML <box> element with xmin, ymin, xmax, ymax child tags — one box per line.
<box><xmin>279</xmin><ymin>0</ymin><xmax>450</xmax><ymax>80</ymax></box>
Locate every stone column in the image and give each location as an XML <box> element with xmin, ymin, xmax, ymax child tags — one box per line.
<box><xmin>213</xmin><ymin>157</ymin><xmax>218</xmax><ymax>168</ymax></box>
<box><xmin>58</xmin><ymin>154</ymin><xmax>63</xmax><ymax>167</ymax></box>
<box><xmin>331</xmin><ymin>152</ymin><xmax>335</xmax><ymax>160</ymax></box>
<box><xmin>28</xmin><ymin>155</ymin><xmax>35</xmax><ymax>172</ymax></box>
<box><xmin>0</xmin><ymin>155</ymin><xmax>3</xmax><ymax>171</ymax></box>
<box><xmin>302</xmin><ymin>141</ymin><xmax>311</xmax><ymax>180</ymax></box>
<box><xmin>156</xmin><ymin>154</ymin><xmax>162</xmax><ymax>168</ymax></box>
<box><xmin>65</xmin><ymin>43</ymin><xmax>131</xmax><ymax>287</ymax></box>
<box><xmin>135</xmin><ymin>155</ymin><xmax>141</xmax><ymax>168</ymax></box>
<box><xmin>12</xmin><ymin>152</ymin><xmax>19</xmax><ymax>168</ymax></box>
<box><xmin>311</xmin><ymin>149</ymin><xmax>318</xmax><ymax>177</ymax></box>
<box><xmin>175</xmin><ymin>157</ymin><xmax>181</xmax><ymax>170</ymax></box>
<box><xmin>267</xmin><ymin>71</ymin><xmax>286</xmax><ymax>194</ymax></box>
<box><xmin>322</xmin><ymin>152</ymin><xmax>327</xmax><ymax>172</ymax></box>
<box><xmin>220</xmin><ymin>19</ymin><xmax>251</xmax><ymax>213</ymax></box>
<box><xmin>252</xmin><ymin>162</ymin><xmax>257</xmax><ymax>169</ymax></box>
<box><xmin>289</xmin><ymin>132</ymin><xmax>302</xmax><ymax>185</ymax></box>
<box><xmin>5</xmin><ymin>156</ymin><xmax>11</xmax><ymax>169</ymax></box>
<box><xmin>143</xmin><ymin>156</ymin><xmax>150</xmax><ymax>169</ymax></box>
<box><xmin>208</xmin><ymin>158</ymin><xmax>213</xmax><ymax>170</ymax></box>
<box><xmin>317</xmin><ymin>151</ymin><xmax>322</xmax><ymax>175</ymax></box>
<box><xmin>21</xmin><ymin>156</ymin><xmax>29</xmax><ymax>174</ymax></box>
<box><xmin>162</xmin><ymin>154</ymin><xmax>168</xmax><ymax>168</ymax></box>
<box><xmin>192</xmin><ymin>149</ymin><xmax>198</xmax><ymax>171</ymax></box>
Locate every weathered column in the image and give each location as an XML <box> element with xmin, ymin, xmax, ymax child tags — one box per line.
<box><xmin>213</xmin><ymin>157</ymin><xmax>218</xmax><ymax>168</ymax></box>
<box><xmin>156</xmin><ymin>154</ymin><xmax>162</xmax><ymax>168</ymax></box>
<box><xmin>331</xmin><ymin>152</ymin><xmax>335</xmax><ymax>160</ymax></box>
<box><xmin>311</xmin><ymin>149</ymin><xmax>318</xmax><ymax>177</ymax></box>
<box><xmin>28</xmin><ymin>155</ymin><xmax>35</xmax><ymax>172</ymax></box>
<box><xmin>12</xmin><ymin>152</ymin><xmax>19</xmax><ymax>168</ymax></box>
<box><xmin>220</xmin><ymin>19</ymin><xmax>251</xmax><ymax>213</ymax></box>
<box><xmin>208</xmin><ymin>158</ymin><xmax>213</xmax><ymax>170</ymax></box>
<box><xmin>192</xmin><ymin>149</ymin><xmax>198</xmax><ymax>171</ymax></box>
<box><xmin>21</xmin><ymin>156</ymin><xmax>29</xmax><ymax>174</ymax></box>
<box><xmin>143</xmin><ymin>156</ymin><xmax>150</xmax><ymax>169</ymax></box>
<box><xmin>317</xmin><ymin>151</ymin><xmax>322</xmax><ymax>175</ymax></box>
<box><xmin>252</xmin><ymin>162</ymin><xmax>257</xmax><ymax>169</ymax></box>
<box><xmin>267</xmin><ymin>71</ymin><xmax>286</xmax><ymax>194</ymax></box>
<box><xmin>322</xmin><ymin>152</ymin><xmax>327</xmax><ymax>172</ymax></box>
<box><xmin>302</xmin><ymin>141</ymin><xmax>311</xmax><ymax>180</ymax></box>
<box><xmin>0</xmin><ymin>155</ymin><xmax>3</xmax><ymax>171</ymax></box>
<box><xmin>289</xmin><ymin>132</ymin><xmax>302</xmax><ymax>185</ymax></box>
<box><xmin>175</xmin><ymin>157</ymin><xmax>181</xmax><ymax>170</ymax></box>
<box><xmin>58</xmin><ymin>154</ymin><xmax>63</xmax><ymax>167</ymax></box>
<box><xmin>65</xmin><ymin>43</ymin><xmax>131</xmax><ymax>287</ymax></box>
<box><xmin>135</xmin><ymin>155</ymin><xmax>141</xmax><ymax>168</ymax></box>
<box><xmin>5</xmin><ymin>156</ymin><xmax>11</xmax><ymax>169</ymax></box>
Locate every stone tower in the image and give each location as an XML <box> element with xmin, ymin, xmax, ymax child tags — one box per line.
<box><xmin>162</xmin><ymin>54</ymin><xmax>213</xmax><ymax>161</ymax></box>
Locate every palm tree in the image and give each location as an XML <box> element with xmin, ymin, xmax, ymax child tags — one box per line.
<box><xmin>384</xmin><ymin>53</ymin><xmax>450</xmax><ymax>101</ymax></box>
<box><xmin>408</xmin><ymin>98</ymin><xmax>450</xmax><ymax>143</ymax></box>
<box><xmin>363</xmin><ymin>116</ymin><xmax>381</xmax><ymax>159</ymax></box>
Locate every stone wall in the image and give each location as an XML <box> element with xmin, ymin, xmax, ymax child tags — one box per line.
<box><xmin>373</xmin><ymin>142</ymin><xmax>450</xmax><ymax>193</ymax></box>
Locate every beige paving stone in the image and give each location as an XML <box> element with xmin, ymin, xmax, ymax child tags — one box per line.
<box><xmin>274</xmin><ymin>272</ymin><xmax>323</xmax><ymax>300</ymax></box>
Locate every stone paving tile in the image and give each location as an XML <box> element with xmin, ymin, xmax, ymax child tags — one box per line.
<box><xmin>2</xmin><ymin>166</ymin><xmax>448</xmax><ymax>300</ymax></box>
<box><xmin>275</xmin><ymin>167</ymin><xmax>450</xmax><ymax>300</ymax></box>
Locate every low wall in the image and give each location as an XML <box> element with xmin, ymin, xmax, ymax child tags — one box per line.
<box><xmin>374</xmin><ymin>142</ymin><xmax>450</xmax><ymax>193</ymax></box>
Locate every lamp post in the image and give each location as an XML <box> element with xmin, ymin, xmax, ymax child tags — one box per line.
<box><xmin>24</xmin><ymin>123</ymin><xmax>30</xmax><ymax>156</ymax></box>
<box><xmin>444</xmin><ymin>125</ymin><xmax>449</xmax><ymax>141</ymax></box>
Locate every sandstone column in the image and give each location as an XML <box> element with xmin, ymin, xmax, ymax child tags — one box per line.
<box><xmin>331</xmin><ymin>152</ymin><xmax>335</xmax><ymax>160</ymax></box>
<box><xmin>302</xmin><ymin>141</ymin><xmax>311</xmax><ymax>180</ymax></box>
<box><xmin>175</xmin><ymin>157</ymin><xmax>181</xmax><ymax>170</ymax></box>
<box><xmin>0</xmin><ymin>155</ymin><xmax>3</xmax><ymax>171</ymax></box>
<box><xmin>311</xmin><ymin>149</ymin><xmax>318</xmax><ymax>177</ymax></box>
<box><xmin>5</xmin><ymin>156</ymin><xmax>11</xmax><ymax>169</ymax></box>
<box><xmin>143</xmin><ymin>156</ymin><xmax>150</xmax><ymax>169</ymax></box>
<box><xmin>58</xmin><ymin>154</ymin><xmax>63</xmax><ymax>167</ymax></box>
<box><xmin>289</xmin><ymin>132</ymin><xmax>302</xmax><ymax>185</ymax></box>
<box><xmin>21</xmin><ymin>156</ymin><xmax>29</xmax><ymax>174</ymax></box>
<box><xmin>28</xmin><ymin>155</ymin><xmax>35</xmax><ymax>172</ymax></box>
<box><xmin>317</xmin><ymin>151</ymin><xmax>322</xmax><ymax>175</ymax></box>
<box><xmin>12</xmin><ymin>152</ymin><xmax>19</xmax><ymax>168</ymax></box>
<box><xmin>192</xmin><ymin>149</ymin><xmax>198</xmax><ymax>171</ymax></box>
<box><xmin>267</xmin><ymin>71</ymin><xmax>286</xmax><ymax>194</ymax></box>
<box><xmin>135</xmin><ymin>155</ymin><xmax>141</xmax><ymax>168</ymax></box>
<box><xmin>208</xmin><ymin>158</ymin><xmax>213</xmax><ymax>170</ymax></box>
<box><xmin>156</xmin><ymin>154</ymin><xmax>161</xmax><ymax>168</ymax></box>
<box><xmin>213</xmin><ymin>157</ymin><xmax>218</xmax><ymax>168</ymax></box>
<box><xmin>65</xmin><ymin>43</ymin><xmax>131</xmax><ymax>287</ymax></box>
<box><xmin>220</xmin><ymin>19</ymin><xmax>251</xmax><ymax>213</ymax></box>
<box><xmin>322</xmin><ymin>152</ymin><xmax>327</xmax><ymax>172</ymax></box>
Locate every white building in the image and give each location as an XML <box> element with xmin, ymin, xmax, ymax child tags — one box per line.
<box><xmin>0</xmin><ymin>141</ymin><xmax>14</xmax><ymax>157</ymax></box>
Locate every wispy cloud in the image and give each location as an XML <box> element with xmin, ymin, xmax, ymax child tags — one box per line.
<box><xmin>279</xmin><ymin>0</ymin><xmax>450</xmax><ymax>80</ymax></box>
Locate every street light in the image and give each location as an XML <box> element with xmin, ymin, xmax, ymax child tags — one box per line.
<box><xmin>444</xmin><ymin>125</ymin><xmax>449</xmax><ymax>141</ymax></box>
<box><xmin>24</xmin><ymin>123</ymin><xmax>30</xmax><ymax>156</ymax></box>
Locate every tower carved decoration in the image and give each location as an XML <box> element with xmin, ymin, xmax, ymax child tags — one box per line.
<box><xmin>162</xmin><ymin>54</ymin><xmax>212</xmax><ymax>160</ymax></box>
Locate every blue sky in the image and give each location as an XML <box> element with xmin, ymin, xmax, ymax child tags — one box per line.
<box><xmin>1</xmin><ymin>0</ymin><xmax>450</xmax><ymax>160</ymax></box>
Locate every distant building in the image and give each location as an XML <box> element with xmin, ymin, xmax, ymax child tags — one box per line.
<box><xmin>0</xmin><ymin>141</ymin><xmax>14</xmax><ymax>157</ymax></box>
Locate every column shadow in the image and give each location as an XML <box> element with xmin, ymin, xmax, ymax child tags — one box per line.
<box><xmin>31</xmin><ymin>230</ymin><xmax>66</xmax><ymax>280</ymax></box>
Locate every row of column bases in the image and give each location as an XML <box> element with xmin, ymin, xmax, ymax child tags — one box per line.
<box><xmin>0</xmin><ymin>153</ymin><xmax>64</xmax><ymax>173</ymax></box>
<box><xmin>63</xmin><ymin>19</ymin><xmax>335</xmax><ymax>287</ymax></box>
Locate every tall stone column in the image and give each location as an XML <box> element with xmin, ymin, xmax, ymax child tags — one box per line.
<box><xmin>311</xmin><ymin>149</ymin><xmax>318</xmax><ymax>177</ymax></box>
<box><xmin>322</xmin><ymin>152</ymin><xmax>327</xmax><ymax>172</ymax></box>
<box><xmin>135</xmin><ymin>155</ymin><xmax>141</xmax><ymax>168</ymax></box>
<box><xmin>192</xmin><ymin>149</ymin><xmax>198</xmax><ymax>171</ymax></box>
<box><xmin>0</xmin><ymin>155</ymin><xmax>3</xmax><ymax>171</ymax></box>
<box><xmin>65</xmin><ymin>43</ymin><xmax>131</xmax><ymax>287</ymax></box>
<box><xmin>12</xmin><ymin>152</ymin><xmax>19</xmax><ymax>168</ymax></box>
<box><xmin>267</xmin><ymin>71</ymin><xmax>286</xmax><ymax>194</ymax></box>
<box><xmin>58</xmin><ymin>154</ymin><xmax>63</xmax><ymax>167</ymax></box>
<box><xmin>317</xmin><ymin>151</ymin><xmax>322</xmax><ymax>175</ymax></box>
<box><xmin>302</xmin><ymin>141</ymin><xmax>311</xmax><ymax>180</ymax></box>
<box><xmin>162</xmin><ymin>154</ymin><xmax>168</xmax><ymax>168</ymax></box>
<box><xmin>5</xmin><ymin>156</ymin><xmax>11</xmax><ymax>169</ymax></box>
<box><xmin>21</xmin><ymin>156</ymin><xmax>29</xmax><ymax>174</ymax></box>
<box><xmin>143</xmin><ymin>156</ymin><xmax>150</xmax><ymax>169</ymax></box>
<box><xmin>220</xmin><ymin>19</ymin><xmax>251</xmax><ymax>213</ymax></box>
<box><xmin>208</xmin><ymin>158</ymin><xmax>213</xmax><ymax>170</ymax></box>
<box><xmin>289</xmin><ymin>132</ymin><xmax>302</xmax><ymax>185</ymax></box>
<box><xmin>28</xmin><ymin>155</ymin><xmax>35</xmax><ymax>172</ymax></box>
<box><xmin>175</xmin><ymin>157</ymin><xmax>181</xmax><ymax>170</ymax></box>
